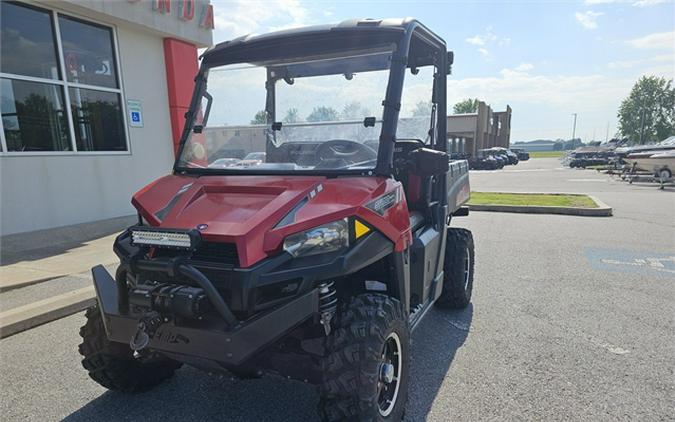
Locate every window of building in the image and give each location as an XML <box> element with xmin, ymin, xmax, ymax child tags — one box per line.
<box><xmin>0</xmin><ymin>1</ymin><xmax>127</xmax><ymax>154</ymax></box>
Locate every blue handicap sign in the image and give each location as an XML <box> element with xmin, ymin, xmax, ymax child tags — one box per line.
<box><xmin>131</xmin><ymin>111</ymin><xmax>140</xmax><ymax>122</ymax></box>
<box><xmin>585</xmin><ymin>248</ymin><xmax>675</xmax><ymax>278</ymax></box>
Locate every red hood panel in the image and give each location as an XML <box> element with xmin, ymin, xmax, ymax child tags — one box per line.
<box><xmin>131</xmin><ymin>175</ymin><xmax>410</xmax><ymax>267</ymax></box>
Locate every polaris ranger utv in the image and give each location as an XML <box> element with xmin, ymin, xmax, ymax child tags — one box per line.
<box><xmin>80</xmin><ymin>18</ymin><xmax>474</xmax><ymax>421</ymax></box>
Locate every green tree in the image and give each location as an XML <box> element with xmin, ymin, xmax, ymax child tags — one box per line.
<box><xmin>452</xmin><ymin>98</ymin><xmax>480</xmax><ymax>114</ymax></box>
<box><xmin>306</xmin><ymin>106</ymin><xmax>339</xmax><ymax>122</ymax></box>
<box><xmin>250</xmin><ymin>110</ymin><xmax>267</xmax><ymax>125</ymax></box>
<box><xmin>283</xmin><ymin>108</ymin><xmax>300</xmax><ymax>123</ymax></box>
<box><xmin>341</xmin><ymin>101</ymin><xmax>369</xmax><ymax>120</ymax></box>
<box><xmin>618</xmin><ymin>76</ymin><xmax>675</xmax><ymax>144</ymax></box>
<box><xmin>411</xmin><ymin>100</ymin><xmax>433</xmax><ymax>117</ymax></box>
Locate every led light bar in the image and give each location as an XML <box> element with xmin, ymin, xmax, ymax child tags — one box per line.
<box><xmin>131</xmin><ymin>229</ymin><xmax>195</xmax><ymax>249</ymax></box>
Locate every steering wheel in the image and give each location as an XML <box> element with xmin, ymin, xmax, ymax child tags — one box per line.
<box><xmin>315</xmin><ymin>139</ymin><xmax>377</xmax><ymax>164</ymax></box>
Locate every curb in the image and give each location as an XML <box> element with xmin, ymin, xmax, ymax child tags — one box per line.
<box><xmin>468</xmin><ymin>194</ymin><xmax>612</xmax><ymax>217</ymax></box>
<box><xmin>0</xmin><ymin>287</ymin><xmax>95</xmax><ymax>339</ymax></box>
<box><xmin>0</xmin><ymin>275</ymin><xmax>63</xmax><ymax>293</ymax></box>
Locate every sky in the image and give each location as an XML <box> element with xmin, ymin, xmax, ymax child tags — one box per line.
<box><xmin>208</xmin><ymin>0</ymin><xmax>675</xmax><ymax>142</ymax></box>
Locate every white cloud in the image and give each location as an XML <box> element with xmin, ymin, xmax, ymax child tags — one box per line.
<box><xmin>608</xmin><ymin>53</ymin><xmax>673</xmax><ymax>69</ymax></box>
<box><xmin>465</xmin><ymin>27</ymin><xmax>510</xmax><ymax>58</ymax></box>
<box><xmin>627</xmin><ymin>30</ymin><xmax>675</xmax><ymax>50</ymax></box>
<box><xmin>466</xmin><ymin>35</ymin><xmax>486</xmax><ymax>46</ymax></box>
<box><xmin>465</xmin><ymin>31</ymin><xmax>497</xmax><ymax>46</ymax></box>
<box><xmin>633</xmin><ymin>0</ymin><xmax>668</xmax><ymax>7</ymax></box>
<box><xmin>449</xmin><ymin>61</ymin><xmax>674</xmax><ymax>139</ymax></box>
<box><xmin>498</xmin><ymin>37</ymin><xmax>512</xmax><ymax>46</ymax></box>
<box><xmin>211</xmin><ymin>0</ymin><xmax>310</xmax><ymax>42</ymax></box>
<box><xmin>584</xmin><ymin>0</ymin><xmax>667</xmax><ymax>6</ymax></box>
<box><xmin>449</xmin><ymin>67</ymin><xmax>628</xmax><ymax>112</ymax></box>
<box><xmin>575</xmin><ymin>11</ymin><xmax>603</xmax><ymax>30</ymax></box>
<box><xmin>514</xmin><ymin>63</ymin><xmax>534</xmax><ymax>72</ymax></box>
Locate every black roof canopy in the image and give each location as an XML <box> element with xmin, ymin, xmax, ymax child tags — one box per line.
<box><xmin>200</xmin><ymin>18</ymin><xmax>446</xmax><ymax>70</ymax></box>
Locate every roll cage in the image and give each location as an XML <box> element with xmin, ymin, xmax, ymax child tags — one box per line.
<box><xmin>174</xmin><ymin>18</ymin><xmax>452</xmax><ymax>177</ymax></box>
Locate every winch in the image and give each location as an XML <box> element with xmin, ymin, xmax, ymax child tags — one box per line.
<box><xmin>128</xmin><ymin>282</ymin><xmax>211</xmax><ymax>319</ymax></box>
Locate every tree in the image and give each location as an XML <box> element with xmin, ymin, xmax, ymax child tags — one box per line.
<box><xmin>250</xmin><ymin>110</ymin><xmax>267</xmax><ymax>125</ymax></box>
<box><xmin>453</xmin><ymin>98</ymin><xmax>480</xmax><ymax>114</ymax></box>
<box><xmin>618</xmin><ymin>76</ymin><xmax>675</xmax><ymax>144</ymax></box>
<box><xmin>306</xmin><ymin>106</ymin><xmax>339</xmax><ymax>122</ymax></box>
<box><xmin>564</xmin><ymin>138</ymin><xmax>583</xmax><ymax>150</ymax></box>
<box><xmin>411</xmin><ymin>100</ymin><xmax>433</xmax><ymax>117</ymax></box>
<box><xmin>283</xmin><ymin>108</ymin><xmax>300</xmax><ymax>123</ymax></box>
<box><xmin>341</xmin><ymin>101</ymin><xmax>370</xmax><ymax>120</ymax></box>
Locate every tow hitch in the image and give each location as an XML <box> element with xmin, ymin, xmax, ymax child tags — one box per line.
<box><xmin>129</xmin><ymin>311</ymin><xmax>162</xmax><ymax>351</ymax></box>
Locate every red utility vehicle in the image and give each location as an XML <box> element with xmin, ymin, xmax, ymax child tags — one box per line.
<box><xmin>81</xmin><ymin>18</ymin><xmax>474</xmax><ymax>421</ymax></box>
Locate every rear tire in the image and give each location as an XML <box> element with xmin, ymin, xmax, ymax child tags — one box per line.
<box><xmin>319</xmin><ymin>293</ymin><xmax>409</xmax><ymax>421</ymax></box>
<box><xmin>436</xmin><ymin>228</ymin><xmax>475</xmax><ymax>309</ymax></box>
<box><xmin>658</xmin><ymin>168</ymin><xmax>672</xmax><ymax>180</ymax></box>
<box><xmin>79</xmin><ymin>306</ymin><xmax>182</xmax><ymax>393</ymax></box>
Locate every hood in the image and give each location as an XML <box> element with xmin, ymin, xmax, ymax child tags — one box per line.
<box><xmin>131</xmin><ymin>174</ymin><xmax>406</xmax><ymax>267</ymax></box>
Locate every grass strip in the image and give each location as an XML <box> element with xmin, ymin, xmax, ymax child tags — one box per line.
<box><xmin>528</xmin><ymin>151</ymin><xmax>565</xmax><ymax>158</ymax></box>
<box><xmin>468</xmin><ymin>192</ymin><xmax>598</xmax><ymax>208</ymax></box>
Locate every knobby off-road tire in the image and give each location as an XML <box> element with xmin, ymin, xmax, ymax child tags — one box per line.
<box><xmin>319</xmin><ymin>294</ymin><xmax>410</xmax><ymax>421</ymax></box>
<box><xmin>79</xmin><ymin>306</ymin><xmax>182</xmax><ymax>393</ymax></box>
<box><xmin>436</xmin><ymin>228</ymin><xmax>475</xmax><ymax>309</ymax></box>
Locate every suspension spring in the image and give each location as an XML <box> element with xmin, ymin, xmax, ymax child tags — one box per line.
<box><xmin>318</xmin><ymin>281</ymin><xmax>337</xmax><ymax>313</ymax></box>
<box><xmin>318</xmin><ymin>281</ymin><xmax>337</xmax><ymax>336</ymax></box>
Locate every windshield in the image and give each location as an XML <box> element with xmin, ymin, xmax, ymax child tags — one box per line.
<box><xmin>176</xmin><ymin>48</ymin><xmax>434</xmax><ymax>174</ymax></box>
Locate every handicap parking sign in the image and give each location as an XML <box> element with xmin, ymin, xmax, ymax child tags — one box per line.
<box><xmin>127</xmin><ymin>100</ymin><xmax>143</xmax><ymax>128</ymax></box>
<box><xmin>586</xmin><ymin>248</ymin><xmax>675</xmax><ymax>278</ymax></box>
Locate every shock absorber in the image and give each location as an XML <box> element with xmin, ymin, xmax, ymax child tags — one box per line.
<box><xmin>318</xmin><ymin>281</ymin><xmax>337</xmax><ymax>336</ymax></box>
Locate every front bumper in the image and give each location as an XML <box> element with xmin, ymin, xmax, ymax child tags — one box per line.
<box><xmin>92</xmin><ymin>265</ymin><xmax>318</xmax><ymax>366</ymax></box>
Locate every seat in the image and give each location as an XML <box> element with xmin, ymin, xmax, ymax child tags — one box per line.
<box><xmin>394</xmin><ymin>140</ymin><xmax>432</xmax><ymax>231</ymax></box>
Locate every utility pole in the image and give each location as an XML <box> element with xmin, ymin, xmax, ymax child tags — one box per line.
<box><xmin>571</xmin><ymin>113</ymin><xmax>577</xmax><ymax>149</ymax></box>
<box><xmin>605</xmin><ymin>122</ymin><xmax>609</xmax><ymax>143</ymax></box>
<box><xmin>638</xmin><ymin>107</ymin><xmax>647</xmax><ymax>145</ymax></box>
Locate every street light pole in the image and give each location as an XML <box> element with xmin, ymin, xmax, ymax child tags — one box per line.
<box><xmin>571</xmin><ymin>113</ymin><xmax>577</xmax><ymax>149</ymax></box>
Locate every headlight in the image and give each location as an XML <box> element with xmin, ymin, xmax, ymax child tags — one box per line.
<box><xmin>283</xmin><ymin>219</ymin><xmax>349</xmax><ymax>258</ymax></box>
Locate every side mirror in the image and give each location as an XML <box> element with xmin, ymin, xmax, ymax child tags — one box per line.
<box><xmin>447</xmin><ymin>51</ymin><xmax>454</xmax><ymax>74</ymax></box>
<box><xmin>410</xmin><ymin>148</ymin><xmax>449</xmax><ymax>176</ymax></box>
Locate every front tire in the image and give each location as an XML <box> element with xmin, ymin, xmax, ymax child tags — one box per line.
<box><xmin>436</xmin><ymin>228</ymin><xmax>475</xmax><ymax>309</ymax></box>
<box><xmin>79</xmin><ymin>306</ymin><xmax>182</xmax><ymax>393</ymax></box>
<box><xmin>319</xmin><ymin>294</ymin><xmax>409</xmax><ymax>421</ymax></box>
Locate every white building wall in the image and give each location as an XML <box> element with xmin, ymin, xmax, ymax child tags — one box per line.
<box><xmin>0</xmin><ymin>24</ymin><xmax>175</xmax><ymax>235</ymax></box>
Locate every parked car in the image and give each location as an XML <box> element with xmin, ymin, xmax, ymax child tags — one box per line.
<box><xmin>468</xmin><ymin>151</ymin><xmax>500</xmax><ymax>170</ymax></box>
<box><xmin>209</xmin><ymin>157</ymin><xmax>241</xmax><ymax>168</ymax></box>
<box><xmin>490</xmin><ymin>147</ymin><xmax>519</xmax><ymax>165</ymax></box>
<box><xmin>479</xmin><ymin>149</ymin><xmax>506</xmax><ymax>168</ymax></box>
<box><xmin>509</xmin><ymin>148</ymin><xmax>530</xmax><ymax>161</ymax></box>
<box><xmin>234</xmin><ymin>152</ymin><xmax>267</xmax><ymax>167</ymax></box>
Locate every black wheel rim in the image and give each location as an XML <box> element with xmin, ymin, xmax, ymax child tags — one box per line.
<box><xmin>378</xmin><ymin>332</ymin><xmax>402</xmax><ymax>417</ymax></box>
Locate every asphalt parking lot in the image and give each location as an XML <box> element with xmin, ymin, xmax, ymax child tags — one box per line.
<box><xmin>1</xmin><ymin>158</ymin><xmax>673</xmax><ymax>421</ymax></box>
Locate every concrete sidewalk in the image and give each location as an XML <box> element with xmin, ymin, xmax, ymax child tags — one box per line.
<box><xmin>0</xmin><ymin>216</ymin><xmax>134</xmax><ymax>337</ymax></box>
<box><xmin>0</xmin><ymin>216</ymin><xmax>134</xmax><ymax>292</ymax></box>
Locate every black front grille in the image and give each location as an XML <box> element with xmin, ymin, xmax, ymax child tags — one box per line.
<box><xmin>191</xmin><ymin>242</ymin><xmax>239</xmax><ymax>266</ymax></box>
<box><xmin>151</xmin><ymin>241</ymin><xmax>239</xmax><ymax>267</ymax></box>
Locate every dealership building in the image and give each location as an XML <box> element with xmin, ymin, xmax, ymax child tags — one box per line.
<box><xmin>0</xmin><ymin>0</ymin><xmax>214</xmax><ymax>235</ymax></box>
